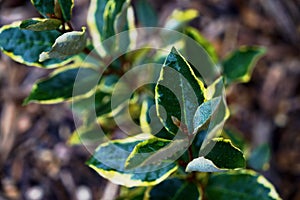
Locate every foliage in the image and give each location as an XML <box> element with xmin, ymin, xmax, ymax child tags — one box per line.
<box><xmin>0</xmin><ymin>0</ymin><xmax>280</xmax><ymax>199</ymax></box>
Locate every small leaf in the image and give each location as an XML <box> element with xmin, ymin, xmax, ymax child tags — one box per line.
<box><xmin>135</xmin><ymin>0</ymin><xmax>158</xmax><ymax>27</ymax></box>
<box><xmin>125</xmin><ymin>137</ymin><xmax>188</xmax><ymax>169</ymax></box>
<box><xmin>39</xmin><ymin>27</ymin><xmax>87</xmax><ymax>61</ymax></box>
<box><xmin>31</xmin><ymin>0</ymin><xmax>55</xmax><ymax>18</ymax></box>
<box><xmin>20</xmin><ymin>18</ymin><xmax>62</xmax><ymax>31</ymax></box>
<box><xmin>0</xmin><ymin>21</ymin><xmax>71</xmax><ymax>68</ymax></box>
<box><xmin>193</xmin><ymin>97</ymin><xmax>221</xmax><ymax>134</ymax></box>
<box><xmin>155</xmin><ymin>47</ymin><xmax>205</xmax><ymax>134</ymax></box>
<box><xmin>147</xmin><ymin>178</ymin><xmax>201</xmax><ymax>200</ymax></box>
<box><xmin>57</xmin><ymin>0</ymin><xmax>74</xmax><ymax>21</ymax></box>
<box><xmin>248</xmin><ymin>143</ymin><xmax>271</xmax><ymax>171</ymax></box>
<box><xmin>222</xmin><ymin>46</ymin><xmax>266</xmax><ymax>85</ymax></box>
<box><xmin>205</xmin><ymin>170</ymin><xmax>282</xmax><ymax>200</ymax></box>
<box><xmin>24</xmin><ymin>66</ymin><xmax>98</xmax><ymax>104</ymax></box>
<box><xmin>186</xmin><ymin>138</ymin><xmax>245</xmax><ymax>172</ymax></box>
<box><xmin>184</xmin><ymin>26</ymin><xmax>218</xmax><ymax>64</ymax></box>
<box><xmin>164</xmin><ymin>9</ymin><xmax>198</xmax><ymax>30</ymax></box>
<box><xmin>87</xmin><ymin>135</ymin><xmax>178</xmax><ymax>187</ymax></box>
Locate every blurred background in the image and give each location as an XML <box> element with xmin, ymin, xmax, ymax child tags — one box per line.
<box><xmin>0</xmin><ymin>0</ymin><xmax>299</xmax><ymax>199</ymax></box>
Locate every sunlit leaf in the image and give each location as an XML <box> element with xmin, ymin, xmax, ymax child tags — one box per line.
<box><xmin>155</xmin><ymin>47</ymin><xmax>205</xmax><ymax>134</ymax></box>
<box><xmin>193</xmin><ymin>97</ymin><xmax>221</xmax><ymax>134</ymax></box>
<box><xmin>0</xmin><ymin>21</ymin><xmax>71</xmax><ymax>68</ymax></box>
<box><xmin>186</xmin><ymin>138</ymin><xmax>245</xmax><ymax>172</ymax></box>
<box><xmin>39</xmin><ymin>27</ymin><xmax>87</xmax><ymax>61</ymax></box>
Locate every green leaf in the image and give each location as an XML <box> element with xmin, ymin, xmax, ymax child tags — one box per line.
<box><xmin>39</xmin><ymin>27</ymin><xmax>87</xmax><ymax>61</ymax></box>
<box><xmin>205</xmin><ymin>170</ymin><xmax>282</xmax><ymax>200</ymax></box>
<box><xmin>31</xmin><ymin>0</ymin><xmax>55</xmax><ymax>18</ymax></box>
<box><xmin>147</xmin><ymin>178</ymin><xmax>201</xmax><ymax>200</ymax></box>
<box><xmin>193</xmin><ymin>97</ymin><xmax>221</xmax><ymax>134</ymax></box>
<box><xmin>0</xmin><ymin>21</ymin><xmax>72</xmax><ymax>68</ymax></box>
<box><xmin>222</xmin><ymin>46</ymin><xmax>266</xmax><ymax>85</ymax></box>
<box><xmin>164</xmin><ymin>9</ymin><xmax>198</xmax><ymax>30</ymax></box>
<box><xmin>125</xmin><ymin>137</ymin><xmax>188</xmax><ymax>169</ymax></box>
<box><xmin>155</xmin><ymin>47</ymin><xmax>206</xmax><ymax>134</ymax></box>
<box><xmin>186</xmin><ymin>138</ymin><xmax>245</xmax><ymax>172</ymax></box>
<box><xmin>20</xmin><ymin>18</ymin><xmax>62</xmax><ymax>31</ymax></box>
<box><xmin>135</xmin><ymin>0</ymin><xmax>158</xmax><ymax>27</ymax></box>
<box><xmin>139</xmin><ymin>96</ymin><xmax>174</xmax><ymax>140</ymax></box>
<box><xmin>87</xmin><ymin>0</ymin><xmax>134</xmax><ymax>56</ymax></box>
<box><xmin>57</xmin><ymin>0</ymin><xmax>74</xmax><ymax>21</ymax></box>
<box><xmin>87</xmin><ymin>135</ymin><xmax>178</xmax><ymax>187</ymax></box>
<box><xmin>24</xmin><ymin>66</ymin><xmax>98</xmax><ymax>104</ymax></box>
<box><xmin>248</xmin><ymin>143</ymin><xmax>270</xmax><ymax>171</ymax></box>
<box><xmin>184</xmin><ymin>27</ymin><xmax>218</xmax><ymax>63</ymax></box>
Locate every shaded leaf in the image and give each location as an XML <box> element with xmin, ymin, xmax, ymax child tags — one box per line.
<box><xmin>39</xmin><ymin>27</ymin><xmax>87</xmax><ymax>61</ymax></box>
<box><xmin>20</xmin><ymin>18</ymin><xmax>62</xmax><ymax>31</ymax></box>
<box><xmin>24</xmin><ymin>66</ymin><xmax>98</xmax><ymax>104</ymax></box>
<box><xmin>31</xmin><ymin>0</ymin><xmax>55</xmax><ymax>18</ymax></box>
<box><xmin>135</xmin><ymin>0</ymin><xmax>158</xmax><ymax>27</ymax></box>
<box><xmin>205</xmin><ymin>170</ymin><xmax>282</xmax><ymax>200</ymax></box>
<box><xmin>155</xmin><ymin>47</ymin><xmax>205</xmax><ymax>134</ymax></box>
<box><xmin>87</xmin><ymin>0</ymin><xmax>134</xmax><ymax>56</ymax></box>
<box><xmin>139</xmin><ymin>96</ymin><xmax>174</xmax><ymax>139</ymax></box>
<box><xmin>87</xmin><ymin>135</ymin><xmax>178</xmax><ymax>187</ymax></box>
<box><xmin>57</xmin><ymin>0</ymin><xmax>74</xmax><ymax>21</ymax></box>
<box><xmin>147</xmin><ymin>178</ymin><xmax>201</xmax><ymax>200</ymax></box>
<box><xmin>248</xmin><ymin>143</ymin><xmax>270</xmax><ymax>171</ymax></box>
<box><xmin>222</xmin><ymin>46</ymin><xmax>266</xmax><ymax>85</ymax></box>
<box><xmin>0</xmin><ymin>21</ymin><xmax>71</xmax><ymax>68</ymax></box>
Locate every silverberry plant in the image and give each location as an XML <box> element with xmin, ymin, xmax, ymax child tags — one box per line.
<box><xmin>0</xmin><ymin>0</ymin><xmax>281</xmax><ymax>199</ymax></box>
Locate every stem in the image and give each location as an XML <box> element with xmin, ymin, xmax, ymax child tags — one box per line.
<box><xmin>188</xmin><ymin>145</ymin><xmax>193</xmax><ymax>162</ymax></box>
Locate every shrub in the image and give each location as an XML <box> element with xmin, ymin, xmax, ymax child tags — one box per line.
<box><xmin>0</xmin><ymin>0</ymin><xmax>281</xmax><ymax>199</ymax></box>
